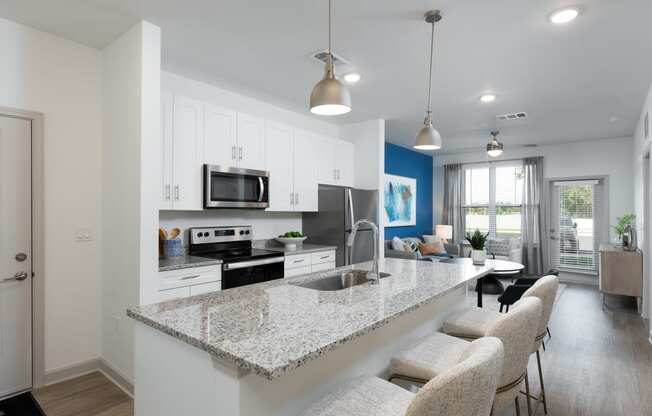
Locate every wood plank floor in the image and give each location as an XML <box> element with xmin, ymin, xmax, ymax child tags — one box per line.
<box><xmin>30</xmin><ymin>284</ymin><xmax>650</xmax><ymax>416</ymax></box>
<box><xmin>33</xmin><ymin>372</ymin><xmax>132</xmax><ymax>416</ymax></box>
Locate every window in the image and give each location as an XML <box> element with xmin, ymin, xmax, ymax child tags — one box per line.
<box><xmin>463</xmin><ymin>162</ymin><xmax>523</xmax><ymax>239</ymax></box>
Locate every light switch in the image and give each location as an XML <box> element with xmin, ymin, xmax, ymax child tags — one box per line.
<box><xmin>75</xmin><ymin>228</ymin><xmax>93</xmax><ymax>242</ymax></box>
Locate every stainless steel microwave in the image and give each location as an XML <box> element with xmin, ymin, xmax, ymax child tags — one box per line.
<box><xmin>203</xmin><ymin>165</ymin><xmax>269</xmax><ymax>209</ymax></box>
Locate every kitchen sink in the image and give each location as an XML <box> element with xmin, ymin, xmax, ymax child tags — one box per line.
<box><xmin>291</xmin><ymin>269</ymin><xmax>390</xmax><ymax>291</ymax></box>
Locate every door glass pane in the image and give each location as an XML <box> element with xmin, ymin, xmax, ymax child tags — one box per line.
<box><xmin>557</xmin><ymin>184</ymin><xmax>595</xmax><ymax>271</ymax></box>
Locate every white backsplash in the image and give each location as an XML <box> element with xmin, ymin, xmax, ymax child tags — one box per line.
<box><xmin>159</xmin><ymin>210</ymin><xmax>302</xmax><ymax>246</ymax></box>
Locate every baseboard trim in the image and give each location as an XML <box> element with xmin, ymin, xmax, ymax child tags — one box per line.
<box><xmin>42</xmin><ymin>357</ymin><xmax>134</xmax><ymax>398</ymax></box>
<box><xmin>98</xmin><ymin>359</ymin><xmax>134</xmax><ymax>398</ymax></box>
<box><xmin>43</xmin><ymin>358</ymin><xmax>101</xmax><ymax>386</ymax></box>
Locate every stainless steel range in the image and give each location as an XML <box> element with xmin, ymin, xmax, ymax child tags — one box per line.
<box><xmin>188</xmin><ymin>226</ymin><xmax>284</xmax><ymax>290</ymax></box>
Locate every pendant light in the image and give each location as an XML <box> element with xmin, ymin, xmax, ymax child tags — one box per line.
<box><xmin>414</xmin><ymin>10</ymin><xmax>443</xmax><ymax>151</ymax></box>
<box><xmin>309</xmin><ymin>0</ymin><xmax>351</xmax><ymax>116</ymax></box>
<box><xmin>486</xmin><ymin>131</ymin><xmax>504</xmax><ymax>157</ymax></box>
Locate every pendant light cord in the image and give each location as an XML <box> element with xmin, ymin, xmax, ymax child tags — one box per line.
<box><xmin>328</xmin><ymin>0</ymin><xmax>334</xmax><ymax>72</ymax></box>
<box><xmin>426</xmin><ymin>20</ymin><xmax>435</xmax><ymax>115</ymax></box>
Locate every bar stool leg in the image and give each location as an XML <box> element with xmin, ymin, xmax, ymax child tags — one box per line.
<box><xmin>536</xmin><ymin>350</ymin><xmax>548</xmax><ymax>414</ymax></box>
<box><xmin>524</xmin><ymin>371</ymin><xmax>533</xmax><ymax>416</ymax></box>
<box><xmin>515</xmin><ymin>397</ymin><xmax>521</xmax><ymax>416</ymax></box>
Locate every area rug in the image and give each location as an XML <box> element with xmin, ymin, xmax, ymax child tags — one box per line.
<box><xmin>0</xmin><ymin>393</ymin><xmax>46</xmax><ymax>416</ymax></box>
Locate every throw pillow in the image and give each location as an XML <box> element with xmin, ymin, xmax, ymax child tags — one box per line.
<box><xmin>419</xmin><ymin>242</ymin><xmax>447</xmax><ymax>256</ymax></box>
<box><xmin>403</xmin><ymin>239</ymin><xmax>420</xmax><ymax>252</ymax></box>
<box><xmin>391</xmin><ymin>236</ymin><xmax>404</xmax><ymax>251</ymax></box>
<box><xmin>423</xmin><ymin>235</ymin><xmax>443</xmax><ymax>244</ymax></box>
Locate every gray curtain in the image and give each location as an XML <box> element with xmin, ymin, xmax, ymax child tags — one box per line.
<box><xmin>443</xmin><ymin>164</ymin><xmax>465</xmax><ymax>244</ymax></box>
<box><xmin>521</xmin><ymin>157</ymin><xmax>544</xmax><ymax>275</ymax></box>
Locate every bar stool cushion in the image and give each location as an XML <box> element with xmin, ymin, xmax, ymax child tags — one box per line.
<box><xmin>442</xmin><ymin>308</ymin><xmax>503</xmax><ymax>339</ymax></box>
<box><xmin>300</xmin><ymin>376</ymin><xmax>414</xmax><ymax>416</ymax></box>
<box><xmin>390</xmin><ymin>332</ymin><xmax>469</xmax><ymax>381</ymax></box>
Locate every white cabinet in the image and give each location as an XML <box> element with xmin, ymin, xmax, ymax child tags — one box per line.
<box><xmin>316</xmin><ymin>136</ymin><xmax>354</xmax><ymax>187</ymax></box>
<box><xmin>161</xmin><ymin>91</ymin><xmax>174</xmax><ymax>209</ymax></box>
<box><xmin>335</xmin><ymin>140</ymin><xmax>355</xmax><ymax>187</ymax></box>
<box><xmin>162</xmin><ymin>95</ymin><xmax>204</xmax><ymax>211</ymax></box>
<box><xmin>293</xmin><ymin>129</ymin><xmax>318</xmax><ymax>211</ymax></box>
<box><xmin>265</xmin><ymin>121</ymin><xmax>294</xmax><ymax>211</ymax></box>
<box><xmin>204</xmin><ymin>104</ymin><xmax>237</xmax><ymax>167</ymax></box>
<box><xmin>265</xmin><ymin>125</ymin><xmax>318</xmax><ymax>212</ymax></box>
<box><xmin>284</xmin><ymin>250</ymin><xmax>336</xmax><ymax>277</ymax></box>
<box><xmin>158</xmin><ymin>265</ymin><xmax>222</xmax><ymax>302</ymax></box>
<box><xmin>236</xmin><ymin>113</ymin><xmax>266</xmax><ymax>170</ymax></box>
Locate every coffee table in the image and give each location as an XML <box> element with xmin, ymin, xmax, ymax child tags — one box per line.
<box><xmin>439</xmin><ymin>258</ymin><xmax>525</xmax><ymax>307</ymax></box>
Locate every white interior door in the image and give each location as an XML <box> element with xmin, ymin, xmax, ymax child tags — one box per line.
<box><xmin>0</xmin><ymin>115</ymin><xmax>32</xmax><ymax>398</ymax></box>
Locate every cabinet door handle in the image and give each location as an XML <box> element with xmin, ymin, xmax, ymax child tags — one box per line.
<box><xmin>290</xmin><ymin>192</ymin><xmax>294</xmax><ymax>205</ymax></box>
<box><xmin>295</xmin><ymin>192</ymin><xmax>299</xmax><ymax>206</ymax></box>
<box><xmin>174</xmin><ymin>185</ymin><xmax>180</xmax><ymax>201</ymax></box>
<box><xmin>232</xmin><ymin>145</ymin><xmax>236</xmax><ymax>160</ymax></box>
<box><xmin>239</xmin><ymin>146</ymin><xmax>243</xmax><ymax>161</ymax></box>
<box><xmin>338</xmin><ymin>169</ymin><xmax>341</xmax><ymax>180</ymax></box>
<box><xmin>165</xmin><ymin>184</ymin><xmax>171</xmax><ymax>201</ymax></box>
<box><xmin>180</xmin><ymin>274</ymin><xmax>201</xmax><ymax>280</ymax></box>
<box><xmin>320</xmin><ymin>255</ymin><xmax>330</xmax><ymax>260</ymax></box>
<box><xmin>293</xmin><ymin>259</ymin><xmax>305</xmax><ymax>264</ymax></box>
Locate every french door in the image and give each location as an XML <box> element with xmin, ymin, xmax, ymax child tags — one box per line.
<box><xmin>549</xmin><ymin>179</ymin><xmax>604</xmax><ymax>275</ymax></box>
<box><xmin>0</xmin><ymin>115</ymin><xmax>32</xmax><ymax>398</ymax></box>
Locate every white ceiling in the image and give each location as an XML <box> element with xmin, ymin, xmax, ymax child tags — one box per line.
<box><xmin>2</xmin><ymin>0</ymin><xmax>652</xmax><ymax>153</ymax></box>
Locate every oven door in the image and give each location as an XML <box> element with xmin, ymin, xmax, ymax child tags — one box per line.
<box><xmin>204</xmin><ymin>165</ymin><xmax>269</xmax><ymax>209</ymax></box>
<box><xmin>222</xmin><ymin>257</ymin><xmax>284</xmax><ymax>290</ymax></box>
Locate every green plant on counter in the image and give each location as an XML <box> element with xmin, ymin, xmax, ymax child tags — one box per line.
<box><xmin>279</xmin><ymin>231</ymin><xmax>304</xmax><ymax>238</ymax></box>
<box><xmin>612</xmin><ymin>213</ymin><xmax>636</xmax><ymax>238</ymax></box>
<box><xmin>465</xmin><ymin>229</ymin><xmax>489</xmax><ymax>250</ymax></box>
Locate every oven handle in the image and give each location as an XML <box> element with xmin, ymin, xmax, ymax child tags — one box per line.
<box><xmin>258</xmin><ymin>177</ymin><xmax>265</xmax><ymax>203</ymax></box>
<box><xmin>223</xmin><ymin>256</ymin><xmax>284</xmax><ymax>270</ymax></box>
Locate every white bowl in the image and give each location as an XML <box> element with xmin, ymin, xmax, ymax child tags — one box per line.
<box><xmin>275</xmin><ymin>236</ymin><xmax>307</xmax><ymax>250</ymax></box>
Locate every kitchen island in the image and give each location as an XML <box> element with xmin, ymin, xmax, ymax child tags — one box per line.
<box><xmin>127</xmin><ymin>258</ymin><xmax>492</xmax><ymax>416</ymax></box>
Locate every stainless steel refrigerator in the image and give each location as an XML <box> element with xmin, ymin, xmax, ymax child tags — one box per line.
<box><xmin>303</xmin><ymin>186</ymin><xmax>379</xmax><ymax>267</ymax></box>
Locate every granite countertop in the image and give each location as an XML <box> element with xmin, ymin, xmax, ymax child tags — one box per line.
<box><xmin>263</xmin><ymin>243</ymin><xmax>338</xmax><ymax>255</ymax></box>
<box><xmin>129</xmin><ymin>258</ymin><xmax>492</xmax><ymax>380</ymax></box>
<box><xmin>159</xmin><ymin>255</ymin><xmax>222</xmax><ymax>272</ymax></box>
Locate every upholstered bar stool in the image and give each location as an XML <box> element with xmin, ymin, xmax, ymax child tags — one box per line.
<box><xmin>300</xmin><ymin>337</ymin><xmax>504</xmax><ymax>416</ymax></box>
<box><xmin>390</xmin><ymin>298</ymin><xmax>541</xmax><ymax>416</ymax></box>
<box><xmin>443</xmin><ymin>276</ymin><xmax>559</xmax><ymax>415</ymax></box>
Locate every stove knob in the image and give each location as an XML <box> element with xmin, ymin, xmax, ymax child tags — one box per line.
<box><xmin>203</xmin><ymin>232</ymin><xmax>209</xmax><ymax>237</ymax></box>
<box><xmin>245</xmin><ymin>230</ymin><xmax>250</xmax><ymax>235</ymax></box>
<box><xmin>239</xmin><ymin>230</ymin><xmax>245</xmax><ymax>235</ymax></box>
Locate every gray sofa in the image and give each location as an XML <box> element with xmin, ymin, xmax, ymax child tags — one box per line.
<box><xmin>385</xmin><ymin>237</ymin><xmax>460</xmax><ymax>261</ymax></box>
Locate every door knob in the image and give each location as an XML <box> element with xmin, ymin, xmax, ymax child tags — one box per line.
<box><xmin>15</xmin><ymin>252</ymin><xmax>28</xmax><ymax>262</ymax></box>
<box><xmin>2</xmin><ymin>271</ymin><xmax>28</xmax><ymax>283</ymax></box>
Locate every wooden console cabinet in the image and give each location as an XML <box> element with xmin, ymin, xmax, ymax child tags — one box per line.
<box><xmin>599</xmin><ymin>244</ymin><xmax>643</xmax><ymax>311</ymax></box>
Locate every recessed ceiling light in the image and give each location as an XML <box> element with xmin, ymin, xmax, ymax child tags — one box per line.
<box><xmin>549</xmin><ymin>8</ymin><xmax>579</xmax><ymax>24</ymax></box>
<box><xmin>480</xmin><ymin>94</ymin><xmax>497</xmax><ymax>103</ymax></box>
<box><xmin>343</xmin><ymin>72</ymin><xmax>362</xmax><ymax>83</ymax></box>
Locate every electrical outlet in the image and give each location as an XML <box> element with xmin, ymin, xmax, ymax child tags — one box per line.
<box><xmin>75</xmin><ymin>228</ymin><xmax>93</xmax><ymax>242</ymax></box>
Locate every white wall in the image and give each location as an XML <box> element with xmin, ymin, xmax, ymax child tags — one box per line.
<box><xmin>0</xmin><ymin>18</ymin><xmax>102</xmax><ymax>376</ymax></box>
<box><xmin>632</xmin><ymin>82</ymin><xmax>652</xmax><ymax>324</ymax></box>
<box><xmin>101</xmin><ymin>21</ymin><xmax>161</xmax><ymax>384</ymax></box>
<box><xmin>434</xmin><ymin>137</ymin><xmax>635</xmax><ymax>245</ymax></box>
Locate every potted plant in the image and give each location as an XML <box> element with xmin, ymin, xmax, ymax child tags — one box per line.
<box><xmin>466</xmin><ymin>229</ymin><xmax>489</xmax><ymax>265</ymax></box>
<box><xmin>612</xmin><ymin>213</ymin><xmax>635</xmax><ymax>245</ymax></box>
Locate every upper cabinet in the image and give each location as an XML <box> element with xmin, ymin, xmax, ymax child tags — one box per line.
<box><xmin>265</xmin><ymin>124</ymin><xmax>318</xmax><ymax>212</ymax></box>
<box><xmin>236</xmin><ymin>113</ymin><xmax>266</xmax><ymax>171</ymax></box>
<box><xmin>160</xmin><ymin>94</ymin><xmax>204</xmax><ymax>211</ymax></box>
<box><xmin>317</xmin><ymin>135</ymin><xmax>355</xmax><ymax>187</ymax></box>
<box><xmin>161</xmin><ymin>91</ymin><xmax>351</xmax><ymax>212</ymax></box>
<box><xmin>203</xmin><ymin>104</ymin><xmax>237</xmax><ymax>167</ymax></box>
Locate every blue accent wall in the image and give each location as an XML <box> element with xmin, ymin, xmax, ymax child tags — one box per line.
<box><xmin>384</xmin><ymin>142</ymin><xmax>433</xmax><ymax>240</ymax></box>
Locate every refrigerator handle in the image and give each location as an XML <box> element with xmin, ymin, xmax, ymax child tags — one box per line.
<box><xmin>346</xmin><ymin>188</ymin><xmax>355</xmax><ymax>229</ymax></box>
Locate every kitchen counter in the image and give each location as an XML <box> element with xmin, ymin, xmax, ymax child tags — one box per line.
<box><xmin>262</xmin><ymin>242</ymin><xmax>337</xmax><ymax>255</ymax></box>
<box><xmin>158</xmin><ymin>255</ymin><xmax>222</xmax><ymax>272</ymax></box>
<box><xmin>129</xmin><ymin>258</ymin><xmax>492</xmax><ymax>379</ymax></box>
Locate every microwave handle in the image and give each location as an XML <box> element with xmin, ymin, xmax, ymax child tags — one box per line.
<box><xmin>258</xmin><ymin>177</ymin><xmax>265</xmax><ymax>202</ymax></box>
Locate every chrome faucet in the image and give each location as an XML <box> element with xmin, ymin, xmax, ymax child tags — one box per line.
<box><xmin>347</xmin><ymin>219</ymin><xmax>380</xmax><ymax>284</ymax></box>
